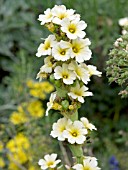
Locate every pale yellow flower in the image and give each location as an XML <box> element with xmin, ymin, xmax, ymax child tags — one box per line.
<box><xmin>68</xmin><ymin>61</ymin><xmax>90</xmax><ymax>84</ymax></box>
<box><xmin>51</xmin><ymin>5</ymin><xmax>75</xmax><ymax>25</ymax></box>
<box><xmin>38</xmin><ymin>8</ymin><xmax>53</xmax><ymax>25</ymax></box>
<box><xmin>87</xmin><ymin>65</ymin><xmax>102</xmax><ymax>77</ymax></box>
<box><xmin>63</xmin><ymin>121</ymin><xmax>87</xmax><ymax>144</ymax></box>
<box><xmin>68</xmin><ymin>82</ymin><xmax>93</xmax><ymax>103</ymax></box>
<box><xmin>80</xmin><ymin>117</ymin><xmax>97</xmax><ymax>131</ymax></box>
<box><xmin>52</xmin><ymin>41</ymin><xmax>71</xmax><ymax>61</ymax></box>
<box><xmin>70</xmin><ymin>38</ymin><xmax>92</xmax><ymax>63</ymax></box>
<box><xmin>36</xmin><ymin>35</ymin><xmax>56</xmax><ymax>57</ymax></box>
<box><xmin>54</xmin><ymin>64</ymin><xmax>76</xmax><ymax>85</ymax></box>
<box><xmin>61</xmin><ymin>18</ymin><xmax>87</xmax><ymax>39</ymax></box>
<box><xmin>46</xmin><ymin>92</ymin><xmax>56</xmax><ymax>116</ymax></box>
<box><xmin>40</xmin><ymin>56</ymin><xmax>55</xmax><ymax>73</ymax></box>
<box><xmin>50</xmin><ymin>117</ymin><xmax>72</xmax><ymax>141</ymax></box>
<box><xmin>38</xmin><ymin>153</ymin><xmax>61</xmax><ymax>169</ymax></box>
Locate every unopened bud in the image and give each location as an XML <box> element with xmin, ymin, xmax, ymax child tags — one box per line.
<box><xmin>50</xmin><ymin>74</ymin><xmax>55</xmax><ymax>83</ymax></box>
<box><xmin>52</xmin><ymin>103</ymin><xmax>62</xmax><ymax>110</ymax></box>
<box><xmin>45</xmin><ymin>23</ymin><xmax>55</xmax><ymax>32</ymax></box>
<box><xmin>69</xmin><ymin>105</ymin><xmax>74</xmax><ymax>110</ymax></box>
<box><xmin>61</xmin><ymin>100</ymin><xmax>69</xmax><ymax>110</ymax></box>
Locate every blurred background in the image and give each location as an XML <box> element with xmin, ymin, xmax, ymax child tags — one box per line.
<box><xmin>0</xmin><ymin>0</ymin><xmax>128</xmax><ymax>169</ymax></box>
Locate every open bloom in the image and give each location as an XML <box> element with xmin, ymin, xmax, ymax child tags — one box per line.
<box><xmin>46</xmin><ymin>92</ymin><xmax>56</xmax><ymax>116</ymax></box>
<box><xmin>68</xmin><ymin>82</ymin><xmax>93</xmax><ymax>103</ymax></box>
<box><xmin>54</xmin><ymin>64</ymin><xmax>76</xmax><ymax>85</ymax></box>
<box><xmin>50</xmin><ymin>117</ymin><xmax>72</xmax><ymax>141</ymax></box>
<box><xmin>118</xmin><ymin>17</ymin><xmax>128</xmax><ymax>27</ymax></box>
<box><xmin>86</xmin><ymin>65</ymin><xmax>102</xmax><ymax>77</ymax></box>
<box><xmin>36</xmin><ymin>35</ymin><xmax>56</xmax><ymax>57</ymax></box>
<box><xmin>38</xmin><ymin>153</ymin><xmax>61</xmax><ymax>170</ymax></box>
<box><xmin>40</xmin><ymin>56</ymin><xmax>55</xmax><ymax>73</ymax></box>
<box><xmin>63</xmin><ymin>121</ymin><xmax>87</xmax><ymax>144</ymax></box>
<box><xmin>80</xmin><ymin>117</ymin><xmax>97</xmax><ymax>131</ymax></box>
<box><xmin>70</xmin><ymin>38</ymin><xmax>92</xmax><ymax>63</ymax></box>
<box><xmin>68</xmin><ymin>61</ymin><xmax>90</xmax><ymax>84</ymax></box>
<box><xmin>61</xmin><ymin>18</ymin><xmax>87</xmax><ymax>39</ymax></box>
<box><xmin>73</xmin><ymin>156</ymin><xmax>101</xmax><ymax>170</ymax></box>
<box><xmin>38</xmin><ymin>8</ymin><xmax>53</xmax><ymax>25</ymax></box>
<box><xmin>51</xmin><ymin>5</ymin><xmax>75</xmax><ymax>25</ymax></box>
<box><xmin>52</xmin><ymin>41</ymin><xmax>71</xmax><ymax>61</ymax></box>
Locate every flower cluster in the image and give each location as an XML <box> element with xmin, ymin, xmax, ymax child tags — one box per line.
<box><xmin>5</xmin><ymin>133</ymin><xmax>38</xmax><ymax>170</ymax></box>
<box><xmin>27</xmin><ymin>80</ymin><xmax>54</xmax><ymax>99</ymax></box>
<box><xmin>50</xmin><ymin>117</ymin><xmax>96</xmax><ymax>144</ymax></box>
<box><xmin>36</xmin><ymin>5</ymin><xmax>101</xmax><ymax>116</ymax></box>
<box><xmin>106</xmin><ymin>32</ymin><xmax>128</xmax><ymax>98</ymax></box>
<box><xmin>10</xmin><ymin>79</ymin><xmax>54</xmax><ymax>124</ymax></box>
<box><xmin>6</xmin><ymin>134</ymin><xmax>30</xmax><ymax>168</ymax></box>
<box><xmin>36</xmin><ymin>4</ymin><xmax>101</xmax><ymax>170</ymax></box>
<box><xmin>10</xmin><ymin>100</ymin><xmax>44</xmax><ymax>124</ymax></box>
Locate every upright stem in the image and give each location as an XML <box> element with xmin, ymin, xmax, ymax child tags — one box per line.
<box><xmin>66</xmin><ymin>110</ymin><xmax>84</xmax><ymax>164</ymax></box>
<box><xmin>68</xmin><ymin>144</ymin><xmax>83</xmax><ymax>164</ymax></box>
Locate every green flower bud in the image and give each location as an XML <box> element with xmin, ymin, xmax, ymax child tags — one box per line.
<box><xmin>61</xmin><ymin>100</ymin><xmax>69</xmax><ymax>110</ymax></box>
<box><xmin>50</xmin><ymin>74</ymin><xmax>55</xmax><ymax>83</ymax></box>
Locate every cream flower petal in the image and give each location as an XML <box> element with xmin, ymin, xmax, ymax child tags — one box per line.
<box><xmin>72</xmin><ymin>164</ymin><xmax>83</xmax><ymax>170</ymax></box>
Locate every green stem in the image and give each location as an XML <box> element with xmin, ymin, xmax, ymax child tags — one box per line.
<box><xmin>68</xmin><ymin>144</ymin><xmax>83</xmax><ymax>164</ymax></box>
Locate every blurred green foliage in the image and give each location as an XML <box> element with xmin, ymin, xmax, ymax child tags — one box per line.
<box><xmin>0</xmin><ymin>0</ymin><xmax>128</xmax><ymax>169</ymax></box>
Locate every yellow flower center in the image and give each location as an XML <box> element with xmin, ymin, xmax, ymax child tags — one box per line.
<box><xmin>59</xmin><ymin>13</ymin><xmax>66</xmax><ymax>19</ymax></box>
<box><xmin>74</xmin><ymin>91</ymin><xmax>82</xmax><ymax>96</ymax></box>
<box><xmin>69</xmin><ymin>28</ymin><xmax>75</xmax><ymax>33</ymax></box>
<box><xmin>72</xmin><ymin>132</ymin><xmax>77</xmax><ymax>137</ymax></box>
<box><xmin>48</xmin><ymin>62</ymin><xmax>52</xmax><ymax>67</ymax></box>
<box><xmin>84</xmin><ymin>166</ymin><xmax>91</xmax><ymax>170</ymax></box>
<box><xmin>47</xmin><ymin>13</ymin><xmax>52</xmax><ymax>19</ymax></box>
<box><xmin>47</xmin><ymin>161</ymin><xmax>54</xmax><ymax>167</ymax></box>
<box><xmin>60</xmin><ymin>126</ymin><xmax>65</xmax><ymax>132</ymax></box>
<box><xmin>44</xmin><ymin>41</ymin><xmax>50</xmax><ymax>50</ymax></box>
<box><xmin>75</xmin><ymin>68</ymin><xmax>82</xmax><ymax>77</ymax></box>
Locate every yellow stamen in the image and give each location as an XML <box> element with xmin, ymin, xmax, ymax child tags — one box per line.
<box><xmin>69</xmin><ymin>28</ymin><xmax>75</xmax><ymax>33</ymax></box>
<box><xmin>84</xmin><ymin>166</ymin><xmax>91</xmax><ymax>170</ymax></box>
<box><xmin>47</xmin><ymin>161</ymin><xmax>54</xmax><ymax>166</ymax></box>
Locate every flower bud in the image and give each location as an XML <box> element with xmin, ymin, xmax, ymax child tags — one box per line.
<box><xmin>45</xmin><ymin>23</ymin><xmax>55</xmax><ymax>32</ymax></box>
<box><xmin>50</xmin><ymin>74</ymin><xmax>55</xmax><ymax>83</ymax></box>
<box><xmin>61</xmin><ymin>100</ymin><xmax>69</xmax><ymax>110</ymax></box>
<box><xmin>52</xmin><ymin>103</ymin><xmax>62</xmax><ymax>110</ymax></box>
<box><xmin>69</xmin><ymin>105</ymin><xmax>74</xmax><ymax>110</ymax></box>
